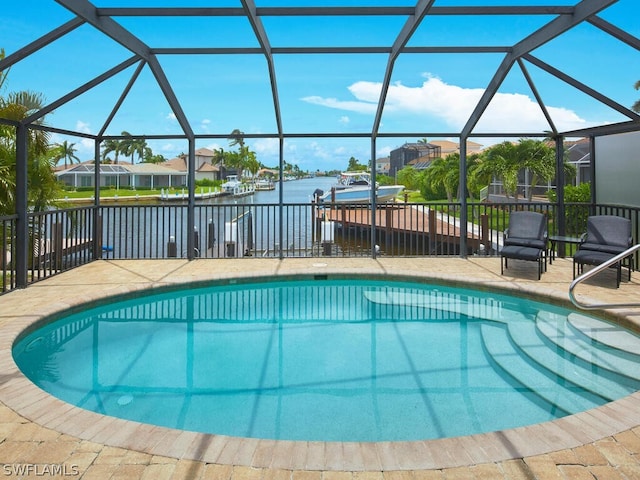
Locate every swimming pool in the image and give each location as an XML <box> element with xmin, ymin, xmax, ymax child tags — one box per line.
<box><xmin>13</xmin><ymin>276</ymin><xmax>640</xmax><ymax>443</ymax></box>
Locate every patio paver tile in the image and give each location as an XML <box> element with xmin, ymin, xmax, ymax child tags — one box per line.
<box><xmin>2</xmin><ymin>258</ymin><xmax>640</xmax><ymax>478</ymax></box>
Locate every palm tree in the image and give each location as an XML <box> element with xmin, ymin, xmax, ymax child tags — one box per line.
<box><xmin>245</xmin><ymin>151</ymin><xmax>261</xmax><ymax>183</ymax></box>
<box><xmin>54</xmin><ymin>140</ymin><xmax>80</xmax><ymax>169</ymax></box>
<box><xmin>101</xmin><ymin>139</ymin><xmax>121</xmax><ymax>164</ymax></box>
<box><xmin>423</xmin><ymin>155</ymin><xmax>459</xmax><ymax>202</ymax></box>
<box><xmin>228</xmin><ymin>129</ymin><xmax>247</xmax><ymax>178</ymax></box>
<box><xmin>518</xmin><ymin>138</ymin><xmax>556</xmax><ymax>201</ymax></box>
<box><xmin>228</xmin><ymin>129</ymin><xmax>245</xmax><ymax>149</ymax></box>
<box><xmin>119</xmin><ymin>131</ymin><xmax>148</xmax><ymax>164</ymax></box>
<box><xmin>0</xmin><ymin>48</ymin><xmax>56</xmax><ymax>214</ymax></box>
<box><xmin>481</xmin><ymin>141</ymin><xmax>521</xmax><ymax>200</ymax></box>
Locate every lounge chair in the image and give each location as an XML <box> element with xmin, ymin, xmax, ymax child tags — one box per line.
<box><xmin>500</xmin><ymin>211</ymin><xmax>548</xmax><ymax>280</ymax></box>
<box><xmin>573</xmin><ymin>215</ymin><xmax>633</xmax><ymax>288</ymax></box>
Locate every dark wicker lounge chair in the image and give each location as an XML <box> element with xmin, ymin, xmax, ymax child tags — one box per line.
<box><xmin>573</xmin><ymin>215</ymin><xmax>633</xmax><ymax>288</ymax></box>
<box><xmin>500</xmin><ymin>211</ymin><xmax>547</xmax><ymax>280</ymax></box>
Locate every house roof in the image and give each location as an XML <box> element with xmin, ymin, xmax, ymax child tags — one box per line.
<box><xmin>56</xmin><ymin>162</ymin><xmax>186</xmax><ymax>175</ymax></box>
<box><xmin>164</xmin><ymin>156</ymin><xmax>219</xmax><ymax>173</ymax></box>
<box><xmin>195</xmin><ymin>148</ymin><xmax>216</xmax><ymax>157</ymax></box>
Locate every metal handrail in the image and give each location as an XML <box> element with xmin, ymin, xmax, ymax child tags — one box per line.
<box><xmin>569</xmin><ymin>244</ymin><xmax>640</xmax><ymax>310</ymax></box>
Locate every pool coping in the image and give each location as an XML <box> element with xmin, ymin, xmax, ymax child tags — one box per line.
<box><xmin>1</xmin><ymin>257</ymin><xmax>640</xmax><ymax>471</ymax></box>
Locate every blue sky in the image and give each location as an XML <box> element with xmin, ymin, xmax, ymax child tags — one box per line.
<box><xmin>1</xmin><ymin>0</ymin><xmax>639</xmax><ymax>172</ymax></box>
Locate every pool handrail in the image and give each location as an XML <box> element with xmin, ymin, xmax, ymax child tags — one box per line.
<box><xmin>569</xmin><ymin>243</ymin><xmax>640</xmax><ymax>310</ymax></box>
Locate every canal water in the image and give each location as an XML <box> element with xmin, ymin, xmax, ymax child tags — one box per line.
<box><xmin>205</xmin><ymin>176</ymin><xmax>337</xmax><ymax>205</ymax></box>
<box><xmin>99</xmin><ymin>176</ymin><xmax>369</xmax><ymax>259</ymax></box>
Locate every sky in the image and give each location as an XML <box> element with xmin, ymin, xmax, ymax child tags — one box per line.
<box><xmin>1</xmin><ymin>0</ymin><xmax>639</xmax><ymax>172</ymax></box>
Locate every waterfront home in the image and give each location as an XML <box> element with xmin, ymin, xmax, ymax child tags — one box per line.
<box><xmin>56</xmin><ymin>162</ymin><xmax>187</xmax><ymax>189</ymax></box>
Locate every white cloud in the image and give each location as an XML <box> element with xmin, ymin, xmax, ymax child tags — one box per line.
<box><xmin>254</xmin><ymin>138</ymin><xmax>280</xmax><ymax>157</ymax></box>
<box><xmin>166</xmin><ymin>112</ymin><xmax>177</xmax><ymax>121</ymax></box>
<box><xmin>200</xmin><ymin>118</ymin><xmax>211</xmax><ymax>133</ymax></box>
<box><xmin>301</xmin><ymin>95</ymin><xmax>377</xmax><ymax>114</ymax></box>
<box><xmin>75</xmin><ymin>121</ymin><xmax>92</xmax><ymax>134</ymax></box>
<box><xmin>339</xmin><ymin>116</ymin><xmax>350</xmax><ymax>124</ymax></box>
<box><xmin>303</xmin><ymin>75</ymin><xmax>594</xmax><ymax>133</ymax></box>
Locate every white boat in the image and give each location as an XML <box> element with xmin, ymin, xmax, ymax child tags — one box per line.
<box><xmin>221</xmin><ymin>175</ymin><xmax>242</xmax><ymax>195</ymax></box>
<box><xmin>255</xmin><ymin>178</ymin><xmax>275</xmax><ymax>191</ymax></box>
<box><xmin>315</xmin><ymin>172</ymin><xmax>404</xmax><ymax>204</ymax></box>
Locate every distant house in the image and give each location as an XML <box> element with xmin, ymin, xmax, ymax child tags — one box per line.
<box><xmin>389</xmin><ymin>142</ymin><xmax>441</xmax><ymax>177</ymax></box>
<box><xmin>565</xmin><ymin>138</ymin><xmax>591</xmax><ymax>185</ymax></box>
<box><xmin>374</xmin><ymin>157</ymin><xmax>390</xmax><ymax>175</ymax></box>
<box><xmin>164</xmin><ymin>148</ymin><xmax>221</xmax><ymax>182</ymax></box>
<box><xmin>429</xmin><ymin>140</ymin><xmax>483</xmax><ymax>156</ymax></box>
<box><xmin>56</xmin><ymin>162</ymin><xmax>187</xmax><ymax>189</ymax></box>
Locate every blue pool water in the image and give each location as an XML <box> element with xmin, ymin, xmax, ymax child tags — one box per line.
<box><xmin>13</xmin><ymin>278</ymin><xmax>640</xmax><ymax>442</ymax></box>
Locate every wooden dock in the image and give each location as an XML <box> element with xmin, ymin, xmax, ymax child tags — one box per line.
<box><xmin>316</xmin><ymin>204</ymin><xmax>491</xmax><ymax>254</ymax></box>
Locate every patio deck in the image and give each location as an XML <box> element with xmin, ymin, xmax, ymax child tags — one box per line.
<box><xmin>1</xmin><ymin>257</ymin><xmax>640</xmax><ymax>479</ymax></box>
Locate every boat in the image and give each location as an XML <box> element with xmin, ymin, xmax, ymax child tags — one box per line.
<box><xmin>314</xmin><ymin>172</ymin><xmax>404</xmax><ymax>204</ymax></box>
<box><xmin>255</xmin><ymin>178</ymin><xmax>275</xmax><ymax>191</ymax></box>
<box><xmin>220</xmin><ymin>175</ymin><xmax>242</xmax><ymax>195</ymax></box>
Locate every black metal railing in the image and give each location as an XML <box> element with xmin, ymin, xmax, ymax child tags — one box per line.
<box><xmin>2</xmin><ymin>201</ymin><xmax>640</xmax><ymax>294</ymax></box>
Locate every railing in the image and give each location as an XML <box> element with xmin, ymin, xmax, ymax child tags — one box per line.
<box><xmin>2</xmin><ymin>201</ymin><xmax>640</xmax><ymax>295</ymax></box>
<box><xmin>569</xmin><ymin>244</ymin><xmax>640</xmax><ymax>310</ymax></box>
<box><xmin>0</xmin><ymin>214</ymin><xmax>17</xmax><ymax>294</ymax></box>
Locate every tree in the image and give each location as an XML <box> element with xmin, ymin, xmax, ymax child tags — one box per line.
<box><xmin>228</xmin><ymin>129</ymin><xmax>245</xmax><ymax>149</ymax></box>
<box><xmin>347</xmin><ymin>156</ymin><xmax>367</xmax><ymax>172</ymax></box>
<box><xmin>54</xmin><ymin>140</ymin><xmax>79</xmax><ymax>169</ymax></box>
<box><xmin>467</xmin><ymin>153</ymin><xmax>493</xmax><ymax>200</ymax></box>
<box><xmin>423</xmin><ymin>155</ymin><xmax>459</xmax><ymax>202</ymax></box>
<box><xmin>143</xmin><ymin>153</ymin><xmax>166</xmax><ymax>164</ymax></box>
<box><xmin>396</xmin><ymin>165</ymin><xmax>422</xmax><ymax>191</ymax></box>
<box><xmin>245</xmin><ymin>151</ymin><xmax>261</xmax><ymax>181</ymax></box>
<box><xmin>518</xmin><ymin>138</ymin><xmax>556</xmax><ymax>201</ymax></box>
<box><xmin>227</xmin><ymin>129</ymin><xmax>247</xmax><ymax>178</ymax></box>
<box><xmin>481</xmin><ymin>141</ymin><xmax>521</xmax><ymax>200</ymax></box>
<box><xmin>633</xmin><ymin>80</ymin><xmax>640</xmax><ymax>113</ymax></box>
<box><xmin>101</xmin><ymin>139</ymin><xmax>121</xmax><ymax>164</ymax></box>
<box><xmin>480</xmin><ymin>139</ymin><xmax>576</xmax><ymax>202</ymax></box>
<box><xmin>119</xmin><ymin>131</ymin><xmax>149</xmax><ymax>164</ymax></box>
<box><xmin>0</xmin><ymin>48</ymin><xmax>58</xmax><ymax>214</ymax></box>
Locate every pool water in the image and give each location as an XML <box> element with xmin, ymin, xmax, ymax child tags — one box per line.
<box><xmin>13</xmin><ymin>278</ymin><xmax>640</xmax><ymax>442</ymax></box>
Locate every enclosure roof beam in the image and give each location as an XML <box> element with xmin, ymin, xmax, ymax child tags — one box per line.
<box><xmin>95</xmin><ymin>6</ymin><xmax>575</xmax><ymax>17</ymax></box>
<box><xmin>524</xmin><ymin>53</ymin><xmax>640</xmax><ymax>121</ymax></box>
<box><xmin>461</xmin><ymin>0</ymin><xmax>619</xmax><ymax>138</ymax></box>
<box><xmin>0</xmin><ymin>18</ymin><xmax>85</xmax><ymax>72</ymax></box>
<box><xmin>23</xmin><ymin>55</ymin><xmax>140</xmax><ymax>125</ymax></box>
<box><xmin>240</xmin><ymin>0</ymin><xmax>283</xmax><ymax>137</ymax></box>
<box><xmin>372</xmin><ymin>0</ymin><xmax>436</xmax><ymax>138</ymax></box>
<box><xmin>54</xmin><ymin>0</ymin><xmax>194</xmax><ymax>139</ymax></box>
<box><xmin>517</xmin><ymin>58</ymin><xmax>557</xmax><ymax>135</ymax></box>
<box><xmin>588</xmin><ymin>15</ymin><xmax>640</xmax><ymax>51</ymax></box>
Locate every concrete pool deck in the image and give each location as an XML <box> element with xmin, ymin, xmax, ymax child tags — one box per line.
<box><xmin>1</xmin><ymin>257</ymin><xmax>640</xmax><ymax>479</ymax></box>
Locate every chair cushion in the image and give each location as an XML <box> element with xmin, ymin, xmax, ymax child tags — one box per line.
<box><xmin>506</xmin><ymin>211</ymin><xmax>546</xmax><ymax>241</ymax></box>
<box><xmin>578</xmin><ymin>242</ymin><xmax>627</xmax><ymax>255</ymax></box>
<box><xmin>573</xmin><ymin>249</ymin><xmax>617</xmax><ymax>266</ymax></box>
<box><xmin>583</xmin><ymin>215</ymin><xmax>632</xmax><ymax>249</ymax></box>
<box><xmin>501</xmin><ymin>245</ymin><xmax>543</xmax><ymax>261</ymax></box>
<box><xmin>504</xmin><ymin>237</ymin><xmax>546</xmax><ymax>249</ymax></box>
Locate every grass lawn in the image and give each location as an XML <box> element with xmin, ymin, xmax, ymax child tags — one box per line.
<box><xmin>58</xmin><ymin>186</ymin><xmax>218</xmax><ymax>200</ymax></box>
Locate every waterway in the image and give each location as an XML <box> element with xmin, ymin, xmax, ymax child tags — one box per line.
<box><xmin>202</xmin><ymin>176</ymin><xmax>336</xmax><ymax>205</ymax></box>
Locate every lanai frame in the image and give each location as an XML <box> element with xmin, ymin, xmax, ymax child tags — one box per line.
<box><xmin>1</xmin><ymin>0</ymin><xmax>639</xmax><ymax>288</ymax></box>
